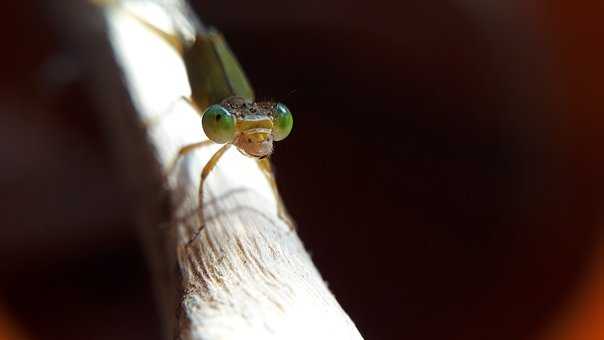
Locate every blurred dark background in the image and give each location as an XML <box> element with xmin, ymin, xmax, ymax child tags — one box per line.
<box><xmin>1</xmin><ymin>0</ymin><xmax>603</xmax><ymax>339</ymax></box>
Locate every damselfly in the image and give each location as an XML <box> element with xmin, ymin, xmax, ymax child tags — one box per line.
<box><xmin>97</xmin><ymin>1</ymin><xmax>295</xmax><ymax>241</ymax></box>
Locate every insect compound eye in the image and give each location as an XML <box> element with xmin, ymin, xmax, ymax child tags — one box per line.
<box><xmin>202</xmin><ymin>104</ymin><xmax>236</xmax><ymax>144</ymax></box>
<box><xmin>272</xmin><ymin>103</ymin><xmax>293</xmax><ymax>141</ymax></box>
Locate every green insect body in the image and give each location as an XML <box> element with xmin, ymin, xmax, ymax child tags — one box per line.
<box><xmin>181</xmin><ymin>29</ymin><xmax>292</xmax><ymax>159</ymax></box>
<box><xmin>184</xmin><ymin>30</ymin><xmax>255</xmax><ymax>109</ymax></box>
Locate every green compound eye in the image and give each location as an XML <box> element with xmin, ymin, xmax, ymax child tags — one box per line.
<box><xmin>272</xmin><ymin>103</ymin><xmax>293</xmax><ymax>141</ymax></box>
<box><xmin>202</xmin><ymin>104</ymin><xmax>236</xmax><ymax>143</ymax></box>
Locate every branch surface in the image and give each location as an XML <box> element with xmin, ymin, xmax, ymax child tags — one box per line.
<box><xmin>56</xmin><ymin>1</ymin><xmax>364</xmax><ymax>339</ymax></box>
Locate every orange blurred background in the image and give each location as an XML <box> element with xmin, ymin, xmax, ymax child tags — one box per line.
<box><xmin>538</xmin><ymin>0</ymin><xmax>604</xmax><ymax>338</ymax></box>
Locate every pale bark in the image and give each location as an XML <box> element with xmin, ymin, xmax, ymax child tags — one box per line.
<box><xmin>55</xmin><ymin>1</ymin><xmax>364</xmax><ymax>339</ymax></box>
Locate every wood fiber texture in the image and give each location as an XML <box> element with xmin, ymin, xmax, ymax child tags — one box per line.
<box><xmin>56</xmin><ymin>1</ymin><xmax>364</xmax><ymax>339</ymax></box>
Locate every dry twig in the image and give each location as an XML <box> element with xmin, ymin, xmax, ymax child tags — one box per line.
<box><xmin>52</xmin><ymin>1</ymin><xmax>364</xmax><ymax>339</ymax></box>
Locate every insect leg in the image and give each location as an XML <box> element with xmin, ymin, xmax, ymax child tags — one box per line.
<box><xmin>166</xmin><ymin>140</ymin><xmax>214</xmax><ymax>174</ymax></box>
<box><xmin>93</xmin><ymin>0</ymin><xmax>185</xmax><ymax>54</ymax></box>
<box><xmin>257</xmin><ymin>158</ymin><xmax>296</xmax><ymax>230</ymax></box>
<box><xmin>186</xmin><ymin>144</ymin><xmax>232</xmax><ymax>246</ymax></box>
<box><xmin>143</xmin><ymin>96</ymin><xmax>200</xmax><ymax>128</ymax></box>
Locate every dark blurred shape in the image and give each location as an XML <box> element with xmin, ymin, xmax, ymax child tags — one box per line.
<box><xmin>0</xmin><ymin>1</ymin><xmax>602</xmax><ymax>340</ymax></box>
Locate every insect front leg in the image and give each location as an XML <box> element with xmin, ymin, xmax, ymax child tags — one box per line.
<box><xmin>166</xmin><ymin>140</ymin><xmax>214</xmax><ymax>174</ymax></box>
<box><xmin>257</xmin><ymin>158</ymin><xmax>296</xmax><ymax>230</ymax></box>
<box><xmin>185</xmin><ymin>144</ymin><xmax>231</xmax><ymax>246</ymax></box>
<box><xmin>143</xmin><ymin>95</ymin><xmax>201</xmax><ymax>128</ymax></box>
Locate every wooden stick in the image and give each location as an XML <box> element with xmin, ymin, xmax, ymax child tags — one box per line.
<box><xmin>52</xmin><ymin>1</ymin><xmax>364</xmax><ymax>339</ymax></box>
